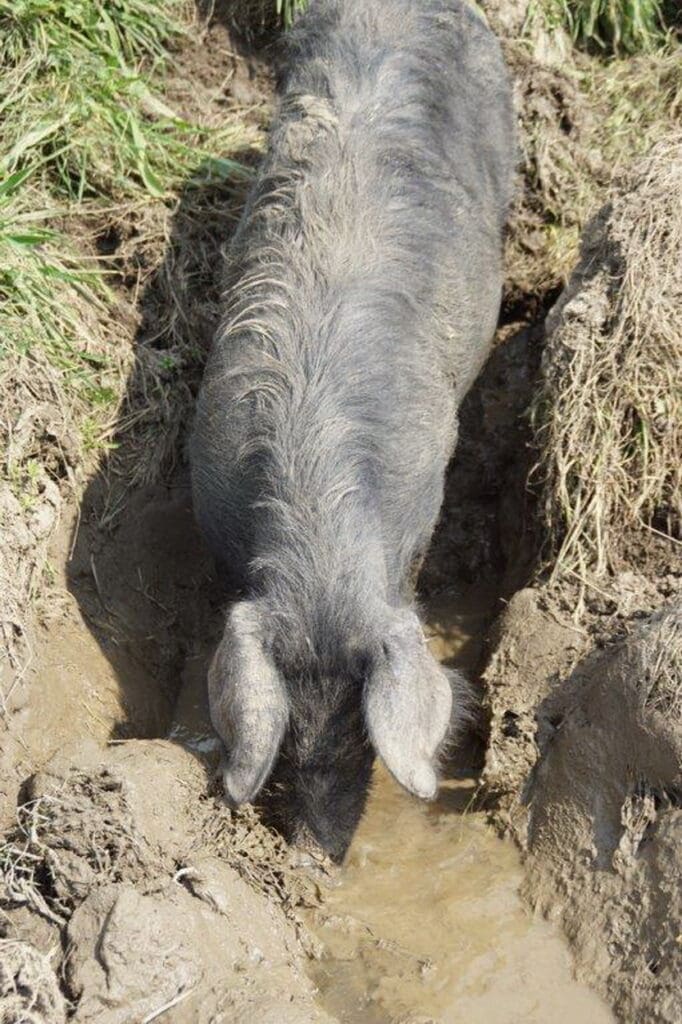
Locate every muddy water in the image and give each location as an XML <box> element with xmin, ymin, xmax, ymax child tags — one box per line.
<box><xmin>307</xmin><ymin>768</ymin><xmax>614</xmax><ymax>1024</ymax></box>
<box><xmin>302</xmin><ymin>602</ymin><xmax>615</xmax><ymax>1024</ymax></box>
<box><xmin>169</xmin><ymin>589</ymin><xmax>614</xmax><ymax>1024</ymax></box>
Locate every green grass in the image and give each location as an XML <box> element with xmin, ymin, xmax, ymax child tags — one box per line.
<box><xmin>1</xmin><ymin>1</ymin><xmax>186</xmax><ymax>200</ymax></box>
<box><xmin>542</xmin><ymin>0</ymin><xmax>675</xmax><ymax>54</ymax></box>
<box><xmin>276</xmin><ymin>0</ymin><xmax>308</xmax><ymax>28</ymax></box>
<box><xmin>0</xmin><ymin>0</ymin><xmax>253</xmax><ymax>494</ymax></box>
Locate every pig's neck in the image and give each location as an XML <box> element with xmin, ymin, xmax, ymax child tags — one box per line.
<box><xmin>249</xmin><ymin>471</ymin><xmax>387</xmax><ymax>656</ymax></box>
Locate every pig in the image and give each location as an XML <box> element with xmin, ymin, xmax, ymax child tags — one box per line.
<box><xmin>190</xmin><ymin>0</ymin><xmax>515</xmax><ymax>862</ymax></box>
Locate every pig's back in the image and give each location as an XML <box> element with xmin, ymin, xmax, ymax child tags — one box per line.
<box><xmin>191</xmin><ymin>0</ymin><xmax>514</xmax><ymax>586</ymax></box>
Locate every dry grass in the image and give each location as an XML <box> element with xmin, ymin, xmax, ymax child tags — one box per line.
<box><xmin>0</xmin><ymin>769</ymin><xmax>144</xmax><ymax>925</ymax></box>
<box><xmin>0</xmin><ymin>761</ymin><xmax>320</xmax><ymax>939</ymax></box>
<box><xmin>201</xmin><ymin>800</ymin><xmax>324</xmax><ymax>917</ymax></box>
<box><xmin>504</xmin><ymin>35</ymin><xmax>682</xmax><ymax>300</ymax></box>
<box><xmin>0</xmin><ymin>939</ymin><xmax>65</xmax><ymax>1024</ymax></box>
<box><xmin>0</xmin><ymin>821</ymin><xmax>65</xmax><ymax>926</ymax></box>
<box><xmin>532</xmin><ymin>132</ymin><xmax>682</xmax><ymax>586</ymax></box>
<box><xmin>642</xmin><ymin>604</ymin><xmax>682</xmax><ymax>719</ymax></box>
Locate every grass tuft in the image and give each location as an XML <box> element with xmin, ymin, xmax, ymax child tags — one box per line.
<box><xmin>541</xmin><ymin>0</ymin><xmax>675</xmax><ymax>54</ymax></box>
<box><xmin>0</xmin><ymin>0</ymin><xmax>252</xmax><ymax>484</ymax></box>
<box><xmin>0</xmin><ymin>0</ymin><xmax>260</xmax><ymax>673</ymax></box>
<box><xmin>277</xmin><ymin>0</ymin><xmax>308</xmax><ymax>27</ymax></box>
<box><xmin>532</xmin><ymin>132</ymin><xmax>682</xmax><ymax>587</ymax></box>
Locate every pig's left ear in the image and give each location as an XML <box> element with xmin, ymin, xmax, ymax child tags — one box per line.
<box><xmin>364</xmin><ymin>609</ymin><xmax>453</xmax><ymax>799</ymax></box>
<box><xmin>208</xmin><ymin>601</ymin><xmax>289</xmax><ymax>806</ymax></box>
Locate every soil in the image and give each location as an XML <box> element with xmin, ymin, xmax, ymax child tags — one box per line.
<box><xmin>3</xmin><ymin>736</ymin><xmax>332</xmax><ymax>1024</ymax></box>
<box><xmin>480</xmin><ymin>132</ymin><xmax>682</xmax><ymax>1021</ymax></box>
<box><xmin>483</xmin><ymin>589</ymin><xmax>682</xmax><ymax>1022</ymax></box>
<box><xmin>1</xmin><ymin>4</ymin><xmax>680</xmax><ymax>1023</ymax></box>
<box><xmin>0</xmin><ymin>512</ymin><xmax>620</xmax><ymax>1023</ymax></box>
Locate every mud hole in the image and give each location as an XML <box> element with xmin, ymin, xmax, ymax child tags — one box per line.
<box><xmin>0</xmin><ymin>492</ymin><xmax>616</xmax><ymax>1023</ymax></box>
<box><xmin>1</xmin><ymin>4</ymin><xmax>680</xmax><ymax>1024</ymax></box>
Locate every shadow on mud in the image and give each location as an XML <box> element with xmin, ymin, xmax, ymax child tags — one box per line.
<box><xmin>65</xmin><ymin>153</ymin><xmax>258</xmax><ymax>741</ymax></box>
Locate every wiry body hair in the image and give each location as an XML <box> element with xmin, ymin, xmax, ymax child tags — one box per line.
<box><xmin>191</xmin><ymin>0</ymin><xmax>514</xmax><ymax>856</ymax></box>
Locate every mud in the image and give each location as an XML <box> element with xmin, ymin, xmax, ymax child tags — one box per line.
<box><xmin>0</xmin><ymin>478</ymin><xmax>215</xmax><ymax>834</ymax></box>
<box><xmin>2</xmin><ymin>5</ymin><xmax>680</xmax><ymax>1024</ymax></box>
<box><xmin>3</xmin><ymin>735</ymin><xmax>331</xmax><ymax>1024</ymax></box>
<box><xmin>484</xmin><ymin>589</ymin><xmax>682</xmax><ymax>1023</ymax></box>
<box><xmin>1</xmin><ymin>507</ymin><xmax>621</xmax><ymax>1024</ymax></box>
<box><xmin>170</xmin><ymin>588</ymin><xmax>615</xmax><ymax>1023</ymax></box>
<box><xmin>307</xmin><ymin>767</ymin><xmax>614</xmax><ymax>1024</ymax></box>
<box><xmin>0</xmin><ymin>471</ymin><xmax>615</xmax><ymax>1024</ymax></box>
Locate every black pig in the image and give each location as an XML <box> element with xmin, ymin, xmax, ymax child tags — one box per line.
<box><xmin>190</xmin><ymin>0</ymin><xmax>514</xmax><ymax>861</ymax></box>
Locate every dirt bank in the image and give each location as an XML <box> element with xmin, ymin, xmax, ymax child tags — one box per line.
<box><xmin>1</xmin><ymin>737</ymin><xmax>332</xmax><ymax>1023</ymax></box>
<box><xmin>484</xmin><ymin>590</ymin><xmax>682</xmax><ymax>1022</ymax></box>
<box><xmin>483</xmin><ymin>137</ymin><xmax>682</xmax><ymax>1021</ymax></box>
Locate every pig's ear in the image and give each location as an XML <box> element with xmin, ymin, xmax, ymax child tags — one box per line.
<box><xmin>364</xmin><ymin>610</ymin><xmax>453</xmax><ymax>800</ymax></box>
<box><xmin>208</xmin><ymin>601</ymin><xmax>288</xmax><ymax>805</ymax></box>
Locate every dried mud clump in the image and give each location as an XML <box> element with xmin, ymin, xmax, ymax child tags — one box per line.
<box><xmin>0</xmin><ymin>939</ymin><xmax>65</xmax><ymax>1024</ymax></box>
<box><xmin>482</xmin><ymin>587</ymin><xmax>586</xmax><ymax>825</ymax></box>
<box><xmin>0</xmin><ymin>740</ymin><xmax>331</xmax><ymax>1024</ymax></box>
<box><xmin>524</xmin><ymin>604</ymin><xmax>682</xmax><ymax>1024</ymax></box>
<box><xmin>485</xmin><ymin>596</ymin><xmax>682</xmax><ymax>1021</ymax></box>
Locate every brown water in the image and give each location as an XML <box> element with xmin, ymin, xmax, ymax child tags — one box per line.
<box><xmin>170</xmin><ymin>591</ymin><xmax>614</xmax><ymax>1024</ymax></box>
<box><xmin>306</xmin><ymin>767</ymin><xmax>614</xmax><ymax>1024</ymax></box>
<box><xmin>302</xmin><ymin>600</ymin><xmax>615</xmax><ymax>1024</ymax></box>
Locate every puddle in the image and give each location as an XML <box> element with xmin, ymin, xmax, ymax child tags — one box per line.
<box><xmin>302</xmin><ymin>597</ymin><xmax>615</xmax><ymax>1024</ymax></box>
<box><xmin>168</xmin><ymin>587</ymin><xmax>614</xmax><ymax>1024</ymax></box>
<box><xmin>306</xmin><ymin>768</ymin><xmax>614</xmax><ymax>1024</ymax></box>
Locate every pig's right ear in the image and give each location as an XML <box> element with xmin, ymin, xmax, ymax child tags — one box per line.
<box><xmin>364</xmin><ymin>609</ymin><xmax>453</xmax><ymax>800</ymax></box>
<box><xmin>208</xmin><ymin>601</ymin><xmax>289</xmax><ymax>806</ymax></box>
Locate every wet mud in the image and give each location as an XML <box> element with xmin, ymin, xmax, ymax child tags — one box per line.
<box><xmin>2</xmin><ymin>6</ymin><xmax>679</xmax><ymax>1023</ymax></box>
<box><xmin>307</xmin><ymin>771</ymin><xmax>614</xmax><ymax>1024</ymax></box>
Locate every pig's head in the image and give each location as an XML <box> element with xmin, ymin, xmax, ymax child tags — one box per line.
<box><xmin>208</xmin><ymin>599</ymin><xmax>458</xmax><ymax>861</ymax></box>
